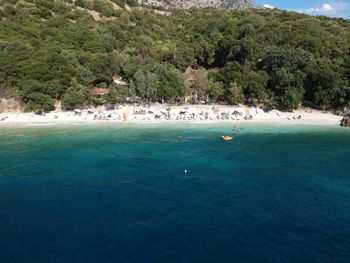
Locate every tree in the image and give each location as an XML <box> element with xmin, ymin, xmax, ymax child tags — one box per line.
<box><xmin>24</xmin><ymin>92</ymin><xmax>55</xmax><ymax>112</ymax></box>
<box><xmin>133</xmin><ymin>69</ymin><xmax>157</xmax><ymax>103</ymax></box>
<box><xmin>145</xmin><ymin>72</ymin><xmax>158</xmax><ymax>103</ymax></box>
<box><xmin>114</xmin><ymin>85</ymin><xmax>133</xmax><ymax>103</ymax></box>
<box><xmin>244</xmin><ymin>71</ymin><xmax>270</xmax><ymax>102</ymax></box>
<box><xmin>75</xmin><ymin>0</ymin><xmax>85</xmax><ymax>8</ymax></box>
<box><xmin>84</xmin><ymin>53</ymin><xmax>115</xmax><ymax>84</ymax></box>
<box><xmin>227</xmin><ymin>82</ymin><xmax>245</xmax><ymax>105</ymax></box>
<box><xmin>305</xmin><ymin>61</ymin><xmax>349</xmax><ymax>109</ymax></box>
<box><xmin>279</xmin><ymin>88</ymin><xmax>303</xmax><ymax>110</ymax></box>
<box><xmin>0</xmin><ymin>41</ymin><xmax>30</xmax><ymax>92</ymax></box>
<box><xmin>19</xmin><ymin>79</ymin><xmax>53</xmax><ymax>111</ymax></box>
<box><xmin>188</xmin><ymin>69</ymin><xmax>210</xmax><ymax>102</ymax></box>
<box><xmin>126</xmin><ymin>0</ymin><xmax>138</xmax><ymax>6</ymax></box>
<box><xmin>208</xmin><ymin>80</ymin><xmax>224</xmax><ymax>102</ymax></box>
<box><xmin>61</xmin><ymin>79</ymin><xmax>85</xmax><ymax>110</ymax></box>
<box><xmin>154</xmin><ymin>63</ymin><xmax>185</xmax><ymax>102</ymax></box>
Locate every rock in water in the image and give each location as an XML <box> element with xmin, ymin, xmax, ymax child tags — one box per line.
<box><xmin>140</xmin><ymin>0</ymin><xmax>259</xmax><ymax>10</ymax></box>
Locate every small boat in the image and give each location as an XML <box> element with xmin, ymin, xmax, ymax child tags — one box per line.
<box><xmin>221</xmin><ymin>135</ymin><xmax>233</xmax><ymax>141</ymax></box>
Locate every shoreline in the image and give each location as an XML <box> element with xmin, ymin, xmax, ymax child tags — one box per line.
<box><xmin>0</xmin><ymin>105</ymin><xmax>343</xmax><ymax>127</ymax></box>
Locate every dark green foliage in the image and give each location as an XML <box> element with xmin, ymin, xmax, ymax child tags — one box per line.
<box><xmin>75</xmin><ymin>0</ymin><xmax>85</xmax><ymax>8</ymax></box>
<box><xmin>0</xmin><ymin>1</ymin><xmax>349</xmax><ymax>111</ymax></box>
<box><xmin>132</xmin><ymin>69</ymin><xmax>157</xmax><ymax>103</ymax></box>
<box><xmin>126</xmin><ymin>0</ymin><xmax>138</xmax><ymax>7</ymax></box>
<box><xmin>153</xmin><ymin>63</ymin><xmax>186</xmax><ymax>102</ymax></box>
<box><xmin>305</xmin><ymin>61</ymin><xmax>349</xmax><ymax>109</ymax></box>
<box><xmin>61</xmin><ymin>79</ymin><xmax>85</xmax><ymax>110</ymax></box>
<box><xmin>208</xmin><ymin>80</ymin><xmax>225</xmax><ymax>102</ymax></box>
<box><xmin>110</xmin><ymin>0</ymin><xmax>125</xmax><ymax>7</ymax></box>
<box><xmin>24</xmin><ymin>92</ymin><xmax>54</xmax><ymax>112</ymax></box>
<box><xmin>61</xmin><ymin>88</ymin><xmax>85</xmax><ymax>110</ymax></box>
<box><xmin>227</xmin><ymin>82</ymin><xmax>245</xmax><ymax>105</ymax></box>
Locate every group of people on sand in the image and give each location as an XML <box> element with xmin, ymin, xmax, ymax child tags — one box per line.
<box><xmin>287</xmin><ymin>115</ymin><xmax>302</xmax><ymax>120</ymax></box>
<box><xmin>0</xmin><ymin>105</ymin><xmax>342</xmax><ymax>125</ymax></box>
<box><xmin>65</xmin><ymin>106</ymin><xmax>305</xmax><ymax>122</ymax></box>
<box><xmin>67</xmin><ymin>107</ymin><xmax>255</xmax><ymax>122</ymax></box>
<box><xmin>92</xmin><ymin>112</ymin><xmax>128</xmax><ymax>121</ymax></box>
<box><xmin>129</xmin><ymin>109</ymin><xmax>253</xmax><ymax>121</ymax></box>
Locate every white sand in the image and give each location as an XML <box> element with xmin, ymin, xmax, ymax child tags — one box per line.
<box><xmin>0</xmin><ymin>104</ymin><xmax>342</xmax><ymax>126</ymax></box>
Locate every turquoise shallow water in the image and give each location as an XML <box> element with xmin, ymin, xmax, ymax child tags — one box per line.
<box><xmin>0</xmin><ymin>124</ymin><xmax>350</xmax><ymax>263</ymax></box>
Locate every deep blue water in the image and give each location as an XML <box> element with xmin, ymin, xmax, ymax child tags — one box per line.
<box><xmin>0</xmin><ymin>124</ymin><xmax>350</xmax><ymax>263</ymax></box>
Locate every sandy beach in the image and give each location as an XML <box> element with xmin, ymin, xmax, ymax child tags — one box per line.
<box><xmin>0</xmin><ymin>104</ymin><xmax>342</xmax><ymax>126</ymax></box>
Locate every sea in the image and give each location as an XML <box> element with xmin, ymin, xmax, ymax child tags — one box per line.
<box><xmin>0</xmin><ymin>124</ymin><xmax>349</xmax><ymax>263</ymax></box>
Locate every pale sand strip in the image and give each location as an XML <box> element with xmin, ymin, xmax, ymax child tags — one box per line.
<box><xmin>0</xmin><ymin>105</ymin><xmax>343</xmax><ymax>126</ymax></box>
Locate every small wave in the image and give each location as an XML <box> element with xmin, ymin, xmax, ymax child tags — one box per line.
<box><xmin>22</xmin><ymin>123</ymin><xmax>60</xmax><ymax>127</ymax></box>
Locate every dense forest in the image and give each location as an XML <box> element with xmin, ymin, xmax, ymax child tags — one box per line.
<box><xmin>0</xmin><ymin>0</ymin><xmax>349</xmax><ymax>111</ymax></box>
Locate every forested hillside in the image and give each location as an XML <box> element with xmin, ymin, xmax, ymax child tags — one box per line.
<box><xmin>0</xmin><ymin>0</ymin><xmax>349</xmax><ymax>111</ymax></box>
